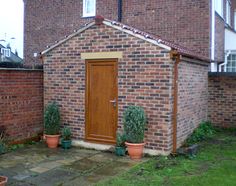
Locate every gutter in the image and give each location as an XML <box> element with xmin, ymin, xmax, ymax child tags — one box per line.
<box><xmin>211</xmin><ymin>0</ymin><xmax>215</xmax><ymax>61</ymax></box>
<box><xmin>170</xmin><ymin>50</ymin><xmax>181</xmax><ymax>154</ymax></box>
<box><xmin>118</xmin><ymin>0</ymin><xmax>122</xmax><ymax>22</ymax></box>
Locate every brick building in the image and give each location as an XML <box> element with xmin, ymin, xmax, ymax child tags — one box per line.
<box><xmin>22</xmin><ymin>0</ymin><xmax>236</xmax><ymax>154</ymax></box>
<box><xmin>212</xmin><ymin>0</ymin><xmax>236</xmax><ymax>72</ymax></box>
<box><xmin>42</xmin><ymin>17</ymin><xmax>208</xmax><ymax>155</ymax></box>
<box><xmin>24</xmin><ymin>0</ymin><xmax>236</xmax><ymax>70</ymax></box>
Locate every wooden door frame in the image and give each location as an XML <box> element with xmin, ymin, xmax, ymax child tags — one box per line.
<box><xmin>85</xmin><ymin>59</ymin><xmax>118</xmax><ymax>144</ymax></box>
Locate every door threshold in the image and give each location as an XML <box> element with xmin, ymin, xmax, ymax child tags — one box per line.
<box><xmin>72</xmin><ymin>139</ymin><xmax>114</xmax><ymax>151</ymax></box>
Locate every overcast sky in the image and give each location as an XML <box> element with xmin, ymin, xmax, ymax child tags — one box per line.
<box><xmin>0</xmin><ymin>0</ymin><xmax>24</xmax><ymax>58</ymax></box>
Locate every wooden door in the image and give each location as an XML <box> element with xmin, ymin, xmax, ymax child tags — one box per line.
<box><xmin>85</xmin><ymin>59</ymin><xmax>118</xmax><ymax>144</ymax></box>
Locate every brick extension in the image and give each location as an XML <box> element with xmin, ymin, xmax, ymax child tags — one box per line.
<box><xmin>0</xmin><ymin>69</ymin><xmax>43</xmax><ymax>141</ymax></box>
<box><xmin>43</xmin><ymin>22</ymin><xmax>209</xmax><ymax>154</ymax></box>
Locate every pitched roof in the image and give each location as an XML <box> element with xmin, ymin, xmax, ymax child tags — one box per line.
<box><xmin>0</xmin><ymin>44</ymin><xmax>23</xmax><ymax>63</ymax></box>
<box><xmin>41</xmin><ymin>17</ymin><xmax>209</xmax><ymax>62</ymax></box>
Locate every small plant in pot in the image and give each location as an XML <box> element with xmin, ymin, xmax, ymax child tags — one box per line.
<box><xmin>61</xmin><ymin>127</ymin><xmax>72</xmax><ymax>149</ymax></box>
<box><xmin>44</xmin><ymin>102</ymin><xmax>60</xmax><ymax>148</ymax></box>
<box><xmin>115</xmin><ymin>132</ymin><xmax>126</xmax><ymax>156</ymax></box>
<box><xmin>123</xmin><ymin>105</ymin><xmax>147</xmax><ymax>160</ymax></box>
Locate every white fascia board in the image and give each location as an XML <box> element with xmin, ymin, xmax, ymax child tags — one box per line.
<box><xmin>41</xmin><ymin>22</ymin><xmax>95</xmax><ymax>55</ymax></box>
<box><xmin>103</xmin><ymin>21</ymin><xmax>171</xmax><ymax>51</ymax></box>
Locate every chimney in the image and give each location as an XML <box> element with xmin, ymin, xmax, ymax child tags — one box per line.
<box><xmin>95</xmin><ymin>15</ymin><xmax>104</xmax><ymax>25</ymax></box>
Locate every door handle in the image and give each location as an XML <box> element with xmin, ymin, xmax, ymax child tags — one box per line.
<box><xmin>110</xmin><ymin>99</ymin><xmax>117</xmax><ymax>107</ymax></box>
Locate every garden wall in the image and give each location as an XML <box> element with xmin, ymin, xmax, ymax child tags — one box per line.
<box><xmin>0</xmin><ymin>69</ymin><xmax>43</xmax><ymax>142</ymax></box>
<box><xmin>208</xmin><ymin>73</ymin><xmax>236</xmax><ymax>128</ymax></box>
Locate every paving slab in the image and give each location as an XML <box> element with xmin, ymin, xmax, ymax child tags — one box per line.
<box><xmin>25</xmin><ymin>168</ymin><xmax>77</xmax><ymax>186</ymax></box>
<box><xmin>0</xmin><ymin>143</ymin><xmax>147</xmax><ymax>186</ymax></box>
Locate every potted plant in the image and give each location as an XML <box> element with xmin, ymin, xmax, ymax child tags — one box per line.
<box><xmin>61</xmin><ymin>127</ymin><xmax>72</xmax><ymax>149</ymax></box>
<box><xmin>44</xmin><ymin>102</ymin><xmax>60</xmax><ymax>148</ymax></box>
<box><xmin>0</xmin><ymin>176</ymin><xmax>8</xmax><ymax>186</ymax></box>
<box><xmin>123</xmin><ymin>105</ymin><xmax>147</xmax><ymax>160</ymax></box>
<box><xmin>115</xmin><ymin>132</ymin><xmax>126</xmax><ymax>156</ymax></box>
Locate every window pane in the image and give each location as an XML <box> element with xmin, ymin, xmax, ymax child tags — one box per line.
<box><xmin>84</xmin><ymin>0</ymin><xmax>95</xmax><ymax>16</ymax></box>
<box><xmin>227</xmin><ymin>54</ymin><xmax>236</xmax><ymax>72</ymax></box>
<box><xmin>232</xmin><ymin>55</ymin><xmax>236</xmax><ymax>60</ymax></box>
<box><xmin>226</xmin><ymin>1</ymin><xmax>231</xmax><ymax>25</ymax></box>
<box><xmin>215</xmin><ymin>0</ymin><xmax>223</xmax><ymax>16</ymax></box>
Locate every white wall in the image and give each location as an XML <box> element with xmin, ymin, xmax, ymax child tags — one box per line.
<box><xmin>225</xmin><ymin>29</ymin><xmax>236</xmax><ymax>51</ymax></box>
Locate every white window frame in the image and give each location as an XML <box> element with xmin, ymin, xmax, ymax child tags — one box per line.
<box><xmin>226</xmin><ymin>0</ymin><xmax>231</xmax><ymax>25</ymax></box>
<box><xmin>215</xmin><ymin>0</ymin><xmax>223</xmax><ymax>17</ymax></box>
<box><xmin>234</xmin><ymin>10</ymin><xmax>236</xmax><ymax>30</ymax></box>
<box><xmin>226</xmin><ymin>53</ymin><xmax>236</xmax><ymax>72</ymax></box>
<box><xmin>1</xmin><ymin>48</ymin><xmax>10</xmax><ymax>57</ymax></box>
<box><xmin>83</xmin><ymin>0</ymin><xmax>96</xmax><ymax>17</ymax></box>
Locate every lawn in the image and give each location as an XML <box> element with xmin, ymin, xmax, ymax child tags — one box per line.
<box><xmin>97</xmin><ymin>129</ymin><xmax>236</xmax><ymax>186</ymax></box>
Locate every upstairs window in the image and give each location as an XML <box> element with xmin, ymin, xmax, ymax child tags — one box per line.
<box><xmin>227</xmin><ymin>54</ymin><xmax>236</xmax><ymax>72</ymax></box>
<box><xmin>215</xmin><ymin>0</ymin><xmax>223</xmax><ymax>17</ymax></box>
<box><xmin>226</xmin><ymin>0</ymin><xmax>231</xmax><ymax>25</ymax></box>
<box><xmin>1</xmin><ymin>48</ymin><xmax>10</xmax><ymax>57</ymax></box>
<box><xmin>83</xmin><ymin>0</ymin><xmax>96</xmax><ymax>17</ymax></box>
<box><xmin>235</xmin><ymin>11</ymin><xmax>236</xmax><ymax>30</ymax></box>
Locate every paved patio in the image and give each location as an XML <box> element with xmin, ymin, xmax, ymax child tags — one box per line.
<box><xmin>0</xmin><ymin>143</ymin><xmax>146</xmax><ymax>186</ymax></box>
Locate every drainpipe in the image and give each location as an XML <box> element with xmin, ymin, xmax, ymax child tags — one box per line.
<box><xmin>170</xmin><ymin>50</ymin><xmax>181</xmax><ymax>154</ymax></box>
<box><xmin>118</xmin><ymin>0</ymin><xmax>122</xmax><ymax>22</ymax></box>
<box><xmin>40</xmin><ymin>53</ymin><xmax>44</xmax><ymax>65</ymax></box>
<box><xmin>219</xmin><ymin>51</ymin><xmax>231</xmax><ymax>72</ymax></box>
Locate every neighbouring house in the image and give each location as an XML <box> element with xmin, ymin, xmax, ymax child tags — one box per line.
<box><xmin>212</xmin><ymin>0</ymin><xmax>236</xmax><ymax>72</ymax></box>
<box><xmin>24</xmin><ymin>0</ymin><xmax>236</xmax><ymax>71</ymax></box>
<box><xmin>41</xmin><ymin>17</ymin><xmax>209</xmax><ymax>155</ymax></box>
<box><xmin>0</xmin><ymin>44</ymin><xmax>23</xmax><ymax>63</ymax></box>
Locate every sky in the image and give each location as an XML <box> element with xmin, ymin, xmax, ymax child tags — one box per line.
<box><xmin>0</xmin><ymin>0</ymin><xmax>24</xmax><ymax>58</ymax></box>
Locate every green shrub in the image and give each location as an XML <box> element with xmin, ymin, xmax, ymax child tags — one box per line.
<box><xmin>123</xmin><ymin>105</ymin><xmax>147</xmax><ymax>143</ymax></box>
<box><xmin>116</xmin><ymin>132</ymin><xmax>126</xmax><ymax>147</ymax></box>
<box><xmin>0</xmin><ymin>131</ymin><xmax>7</xmax><ymax>154</ymax></box>
<box><xmin>62</xmin><ymin>127</ymin><xmax>72</xmax><ymax>140</ymax></box>
<box><xmin>44</xmin><ymin>102</ymin><xmax>60</xmax><ymax>135</ymax></box>
<box><xmin>186</xmin><ymin>121</ymin><xmax>215</xmax><ymax>145</ymax></box>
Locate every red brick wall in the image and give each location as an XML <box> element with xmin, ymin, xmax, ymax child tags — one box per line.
<box><xmin>0</xmin><ymin>69</ymin><xmax>43</xmax><ymax>141</ymax></box>
<box><xmin>215</xmin><ymin>14</ymin><xmax>225</xmax><ymax>62</ymax></box>
<box><xmin>208</xmin><ymin>75</ymin><xmax>236</xmax><ymax>128</ymax></box>
<box><xmin>231</xmin><ymin>0</ymin><xmax>236</xmax><ymax>29</ymax></box>
<box><xmin>24</xmin><ymin>0</ymin><xmax>118</xmax><ymax>67</ymax></box>
<box><xmin>24</xmin><ymin>0</ymin><xmax>211</xmax><ymax>66</ymax></box>
<box><xmin>123</xmin><ymin>0</ymin><xmax>211</xmax><ymax>59</ymax></box>
<box><xmin>177</xmin><ymin>59</ymin><xmax>209</xmax><ymax>147</ymax></box>
<box><xmin>43</xmin><ymin>24</ymin><xmax>174</xmax><ymax>153</ymax></box>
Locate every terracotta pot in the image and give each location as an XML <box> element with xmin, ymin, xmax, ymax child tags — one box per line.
<box><xmin>45</xmin><ymin>134</ymin><xmax>60</xmax><ymax>148</ymax></box>
<box><xmin>0</xmin><ymin>176</ymin><xmax>8</xmax><ymax>186</ymax></box>
<box><xmin>125</xmin><ymin>142</ymin><xmax>145</xmax><ymax>160</ymax></box>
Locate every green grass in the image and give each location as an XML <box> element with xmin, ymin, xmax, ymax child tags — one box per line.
<box><xmin>97</xmin><ymin>129</ymin><xmax>236</xmax><ymax>186</ymax></box>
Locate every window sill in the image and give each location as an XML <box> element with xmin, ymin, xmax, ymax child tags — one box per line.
<box><xmin>82</xmin><ymin>16</ymin><xmax>96</xmax><ymax>19</ymax></box>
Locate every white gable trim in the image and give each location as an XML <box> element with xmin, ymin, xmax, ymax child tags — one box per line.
<box><xmin>41</xmin><ymin>20</ymin><xmax>171</xmax><ymax>55</ymax></box>
<box><xmin>103</xmin><ymin>20</ymin><xmax>171</xmax><ymax>51</ymax></box>
<box><xmin>41</xmin><ymin>22</ymin><xmax>96</xmax><ymax>55</ymax></box>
